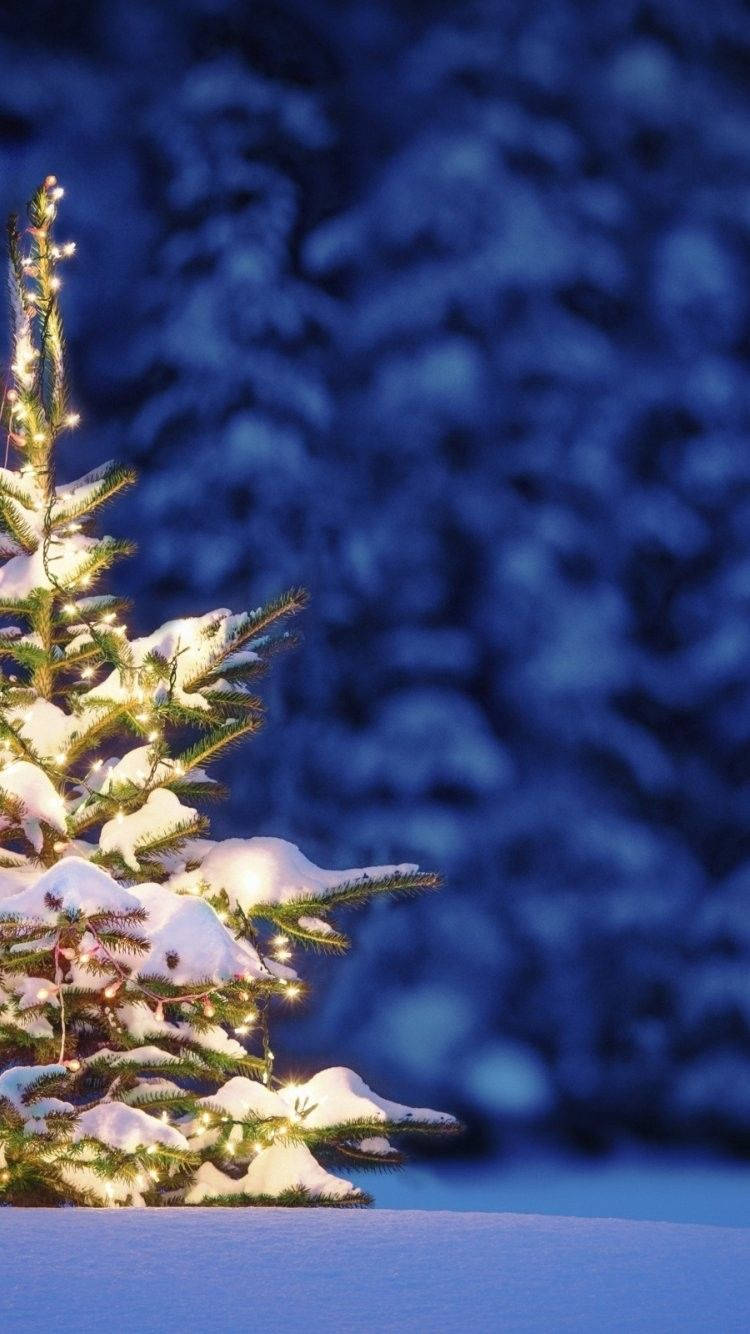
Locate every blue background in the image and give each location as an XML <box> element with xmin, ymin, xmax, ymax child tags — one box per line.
<box><xmin>2</xmin><ymin>0</ymin><xmax>750</xmax><ymax>1163</ymax></box>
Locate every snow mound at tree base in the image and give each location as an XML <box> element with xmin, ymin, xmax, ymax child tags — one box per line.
<box><xmin>1</xmin><ymin>1208</ymin><xmax>748</xmax><ymax>1333</ymax></box>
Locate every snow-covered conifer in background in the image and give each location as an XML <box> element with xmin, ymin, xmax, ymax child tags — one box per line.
<box><xmin>0</xmin><ymin>178</ymin><xmax>455</xmax><ymax>1206</ymax></box>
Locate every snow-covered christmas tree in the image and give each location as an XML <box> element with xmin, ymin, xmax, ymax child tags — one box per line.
<box><xmin>0</xmin><ymin>178</ymin><xmax>455</xmax><ymax>1207</ymax></box>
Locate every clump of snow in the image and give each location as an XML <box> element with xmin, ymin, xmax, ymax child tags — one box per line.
<box><xmin>126</xmin><ymin>882</ymin><xmax>266</xmax><ymax>984</ymax></box>
<box><xmin>0</xmin><ymin>857</ymin><xmax>143</xmax><ymax>922</ymax></box>
<box><xmin>297</xmin><ymin>915</ymin><xmax>335</xmax><ymax>936</ymax></box>
<box><xmin>0</xmin><ymin>535</ymin><xmax>104</xmax><ymax>600</ymax></box>
<box><xmin>52</xmin><ymin>463</ymin><xmax>119</xmax><ymax>517</ymax></box>
<box><xmin>84</xmin><ymin>1046</ymin><xmax>181</xmax><ymax>1068</ymax></box>
<box><xmin>0</xmin><ymin>1063</ymin><xmax>68</xmax><ymax>1108</ymax></box>
<box><xmin>278</xmin><ymin>1067</ymin><xmax>455</xmax><ymax>1128</ymax></box>
<box><xmin>0</xmin><ymin>861</ymin><xmax>41</xmax><ymax>902</ymax></box>
<box><xmin>197</xmin><ymin>1076</ymin><xmax>286</xmax><ymax>1121</ymax></box>
<box><xmin>240</xmin><ymin>1142</ymin><xmax>357</xmax><ymax>1200</ymax></box>
<box><xmin>0</xmin><ymin>1064</ymin><xmax>73</xmax><ymax>1121</ymax></box>
<box><xmin>10</xmin><ymin>976</ymin><xmax>60</xmax><ymax>1011</ymax></box>
<box><xmin>116</xmin><ymin>1004</ymin><xmax>248</xmax><ymax>1062</ymax></box>
<box><xmin>60</xmin><ymin>1162</ymin><xmax>145</xmax><ymax>1207</ymax></box>
<box><xmin>84</xmin><ymin>608</ymin><xmax>252</xmax><ymax>713</ymax></box>
<box><xmin>74</xmin><ymin>1102</ymin><xmax>188</xmax><ymax>1153</ymax></box>
<box><xmin>0</xmin><ymin>760</ymin><xmax>67</xmax><ymax>850</ymax></box>
<box><xmin>99</xmin><ymin>789</ymin><xmax>197</xmax><ymax>871</ymax></box>
<box><xmin>357</xmin><ymin>1136</ymin><xmax>394</xmax><ymax>1156</ymax></box>
<box><xmin>95</xmin><ymin>747</ymin><xmax>210</xmax><ymax>794</ymax></box>
<box><xmin>7</xmin><ymin>699</ymin><xmax>76</xmax><ymax>760</ymax></box>
<box><xmin>184</xmin><ymin>1142</ymin><xmax>357</xmax><ymax>1203</ymax></box>
<box><xmin>168</xmin><ymin>836</ymin><xmax>417</xmax><ymax>912</ymax></box>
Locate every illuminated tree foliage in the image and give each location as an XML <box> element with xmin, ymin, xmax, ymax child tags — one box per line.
<box><xmin>0</xmin><ymin>179</ymin><xmax>455</xmax><ymax>1207</ymax></box>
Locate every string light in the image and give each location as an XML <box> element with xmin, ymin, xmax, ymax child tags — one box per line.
<box><xmin>64</xmin><ymin>412</ymin><xmax>80</xmax><ymax>429</ymax></box>
<box><xmin>90</xmin><ymin>758</ymin><xmax>103</xmax><ymax>771</ymax></box>
<box><xmin>50</xmin><ymin>276</ymin><xmax>61</xmax><ymax>293</ymax></box>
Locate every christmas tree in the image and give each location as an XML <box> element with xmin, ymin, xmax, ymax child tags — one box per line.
<box><xmin>0</xmin><ymin>178</ymin><xmax>455</xmax><ymax>1207</ymax></box>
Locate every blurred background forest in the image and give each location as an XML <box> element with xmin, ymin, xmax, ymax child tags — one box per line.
<box><xmin>2</xmin><ymin>0</ymin><xmax>750</xmax><ymax>1164</ymax></box>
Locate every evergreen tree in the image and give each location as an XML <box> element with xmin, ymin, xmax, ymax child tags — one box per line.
<box><xmin>0</xmin><ymin>178</ymin><xmax>454</xmax><ymax>1207</ymax></box>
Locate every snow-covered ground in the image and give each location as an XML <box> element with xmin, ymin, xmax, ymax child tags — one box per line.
<box><xmin>2</xmin><ymin>1207</ymin><xmax>749</xmax><ymax>1333</ymax></box>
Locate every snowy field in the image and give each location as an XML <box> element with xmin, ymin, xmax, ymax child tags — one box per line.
<box><xmin>2</xmin><ymin>1206</ymin><xmax>749</xmax><ymax>1333</ymax></box>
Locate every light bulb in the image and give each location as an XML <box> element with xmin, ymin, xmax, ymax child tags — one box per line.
<box><xmin>36</xmin><ymin>987</ymin><xmax>50</xmax><ymax>1001</ymax></box>
<box><xmin>64</xmin><ymin>412</ymin><xmax>80</xmax><ymax>428</ymax></box>
<box><xmin>66</xmin><ymin>1058</ymin><xmax>81</xmax><ymax>1072</ymax></box>
<box><xmin>51</xmin><ymin>186</ymin><xmax>65</xmax><ymax>201</ymax></box>
<box><xmin>90</xmin><ymin>758</ymin><xmax>103</xmax><ymax>771</ymax></box>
